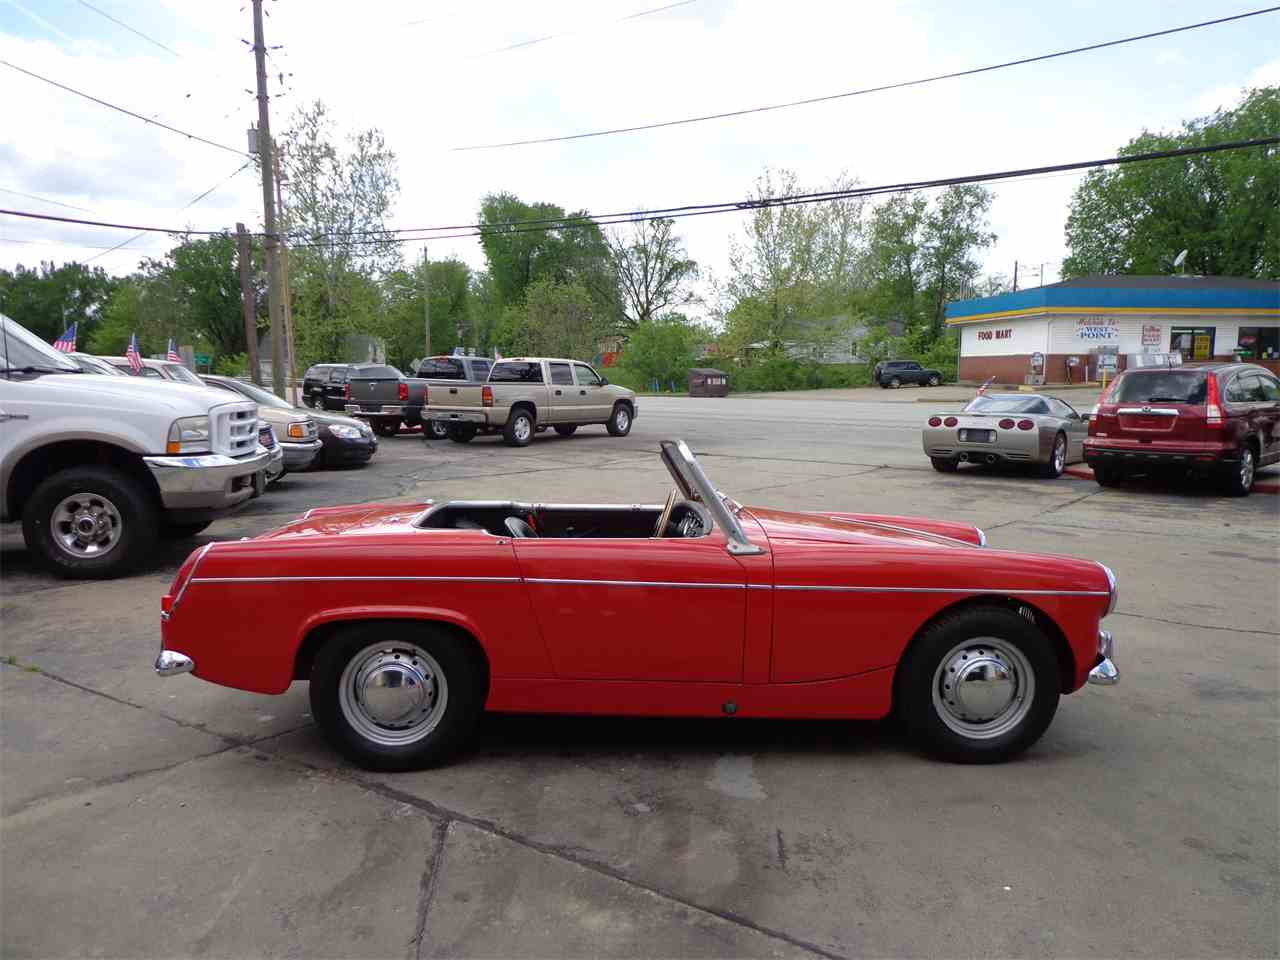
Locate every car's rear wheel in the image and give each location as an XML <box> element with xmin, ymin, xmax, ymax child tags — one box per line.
<box><xmin>504</xmin><ymin>408</ymin><xmax>535</xmax><ymax>446</ymax></box>
<box><xmin>606</xmin><ymin>403</ymin><xmax>632</xmax><ymax>436</ymax></box>
<box><xmin>1221</xmin><ymin>444</ymin><xmax>1256</xmax><ymax>497</ymax></box>
<box><xmin>554</xmin><ymin>424</ymin><xmax>578</xmax><ymax>437</ymax></box>
<box><xmin>927</xmin><ymin>374</ymin><xmax>941</xmax><ymax>387</ymax></box>
<box><xmin>372</xmin><ymin>419</ymin><xmax>401</xmax><ymax>437</ymax></box>
<box><xmin>310</xmin><ymin>624</ymin><xmax>485</xmax><ymax>771</ymax></box>
<box><xmin>426</xmin><ymin>419</ymin><xmax>451</xmax><ymax>440</ymax></box>
<box><xmin>1041</xmin><ymin>432</ymin><xmax>1067</xmax><ymax>479</ymax></box>
<box><xmin>895</xmin><ymin>606</ymin><xmax>1060</xmax><ymax>763</ymax></box>
<box><xmin>930</xmin><ymin>457</ymin><xmax>959</xmax><ymax>473</ymax></box>
<box><xmin>1093</xmin><ymin>465</ymin><xmax>1123</xmax><ymax>487</ymax></box>
<box><xmin>889</xmin><ymin>377</ymin><xmax>902</xmax><ymax>389</ymax></box>
<box><xmin>448</xmin><ymin>424</ymin><xmax>477</xmax><ymax>443</ymax></box>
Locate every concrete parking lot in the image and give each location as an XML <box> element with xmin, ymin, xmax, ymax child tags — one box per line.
<box><xmin>2</xmin><ymin>391</ymin><xmax>1278</xmax><ymax>958</ymax></box>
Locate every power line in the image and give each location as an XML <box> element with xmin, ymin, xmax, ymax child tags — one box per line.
<box><xmin>0</xmin><ymin>187</ymin><xmax>95</xmax><ymax>214</ymax></box>
<box><xmin>451</xmin><ymin>5</ymin><xmax>1280</xmax><ymax>151</ymax></box>
<box><xmin>0</xmin><ymin>59</ymin><xmax>251</xmax><ymax>158</ymax></box>
<box><xmin>74</xmin><ymin>0</ymin><xmax>182</xmax><ymax>57</ymax></box>
<box><xmin>471</xmin><ymin>0</ymin><xmax>699</xmax><ymax>58</ymax></box>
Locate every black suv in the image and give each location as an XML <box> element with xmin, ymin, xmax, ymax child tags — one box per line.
<box><xmin>874</xmin><ymin>360</ymin><xmax>943</xmax><ymax>388</ymax></box>
<box><xmin>303</xmin><ymin>364</ymin><xmax>352</xmax><ymax>410</ymax></box>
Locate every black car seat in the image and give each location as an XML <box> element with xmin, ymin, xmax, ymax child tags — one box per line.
<box><xmin>504</xmin><ymin>516</ymin><xmax>538</xmax><ymax>539</ymax></box>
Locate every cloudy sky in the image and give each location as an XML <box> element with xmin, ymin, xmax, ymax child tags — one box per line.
<box><xmin>2</xmin><ymin>0</ymin><xmax>1275</xmax><ymax>307</ymax></box>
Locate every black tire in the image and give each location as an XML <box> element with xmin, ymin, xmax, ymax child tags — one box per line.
<box><xmin>889</xmin><ymin>377</ymin><xmax>902</xmax><ymax>389</ymax></box>
<box><xmin>895</xmin><ymin>606</ymin><xmax>1060</xmax><ymax>763</ymax></box>
<box><xmin>1093</xmin><ymin>465</ymin><xmax>1123</xmax><ymax>487</ymax></box>
<box><xmin>448</xmin><ymin>424</ymin><xmax>477</xmax><ymax>444</ymax></box>
<box><xmin>1040</xmin><ymin>432</ymin><xmax>1067</xmax><ymax>479</ymax></box>
<box><xmin>160</xmin><ymin>520</ymin><xmax>212</xmax><ymax>539</ymax></box>
<box><xmin>309</xmin><ymin>623</ymin><xmax>486</xmax><ymax>771</ymax></box>
<box><xmin>554</xmin><ymin>424</ymin><xmax>578</xmax><ymax>437</ymax></box>
<box><xmin>504</xmin><ymin>408</ymin><xmax>535</xmax><ymax>446</ymax></box>
<box><xmin>21</xmin><ymin>465</ymin><xmax>159</xmax><ymax>579</ymax></box>
<box><xmin>878</xmin><ymin>381</ymin><xmax>888</xmax><ymax>389</ymax></box>
<box><xmin>931</xmin><ymin>457</ymin><xmax>959</xmax><ymax>473</ymax></box>
<box><xmin>372</xmin><ymin>419</ymin><xmax>401</xmax><ymax>437</ymax></box>
<box><xmin>927</xmin><ymin>374</ymin><xmax>941</xmax><ymax>387</ymax></box>
<box><xmin>426</xmin><ymin>419</ymin><xmax>451</xmax><ymax>441</ymax></box>
<box><xmin>606</xmin><ymin>403</ymin><xmax>633</xmax><ymax>437</ymax></box>
<box><xmin>1221</xmin><ymin>443</ymin><xmax>1257</xmax><ymax>497</ymax></box>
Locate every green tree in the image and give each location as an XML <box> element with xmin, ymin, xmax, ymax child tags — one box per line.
<box><xmin>605</xmin><ymin>217</ymin><xmax>698</xmax><ymax>329</ymax></box>
<box><xmin>0</xmin><ymin>261</ymin><xmax>117</xmax><ymax>343</ymax></box>
<box><xmin>614</xmin><ymin>314</ymin><xmax>703</xmax><ymax>386</ymax></box>
<box><xmin>493</xmin><ymin>279</ymin><xmax>601</xmax><ymax>360</ymax></box>
<box><xmin>380</xmin><ymin>257</ymin><xmax>473</xmax><ymax>369</ymax></box>
<box><xmin>1063</xmin><ymin>86</ymin><xmax>1279</xmax><ymax>278</ymax></box>
<box><xmin>163</xmin><ymin>234</ymin><xmax>253</xmax><ymax>356</ymax></box>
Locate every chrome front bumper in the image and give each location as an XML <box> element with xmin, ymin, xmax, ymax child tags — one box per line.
<box><xmin>143</xmin><ymin>447</ymin><xmax>273</xmax><ymax>511</ymax></box>
<box><xmin>1088</xmin><ymin>629</ymin><xmax>1119</xmax><ymax>685</ymax></box>
<box><xmin>155</xmin><ymin>650</ymin><xmax>195</xmax><ymax>677</ymax></box>
<box><xmin>281</xmin><ymin>438</ymin><xmax>322</xmax><ymax>470</ymax></box>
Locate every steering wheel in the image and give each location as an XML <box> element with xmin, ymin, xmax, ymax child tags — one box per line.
<box><xmin>654</xmin><ymin>488</ymin><xmax>680</xmax><ymax>538</ymax></box>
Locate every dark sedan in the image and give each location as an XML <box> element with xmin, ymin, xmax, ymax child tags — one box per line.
<box><xmin>200</xmin><ymin>375</ymin><xmax>378</xmax><ymax>469</ymax></box>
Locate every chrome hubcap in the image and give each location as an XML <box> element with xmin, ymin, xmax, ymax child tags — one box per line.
<box><xmin>338</xmin><ymin>642</ymin><xmax>448</xmax><ymax>746</ymax></box>
<box><xmin>514</xmin><ymin>417</ymin><xmax>531</xmax><ymax>441</ymax></box>
<box><xmin>932</xmin><ymin>637</ymin><xmax>1035</xmax><ymax>739</ymax></box>
<box><xmin>1054</xmin><ymin>437</ymin><xmax>1065</xmax><ymax>471</ymax></box>
<box><xmin>51</xmin><ymin>492</ymin><xmax>123</xmax><ymax>559</ymax></box>
<box><xmin>1240</xmin><ymin>450</ymin><xmax>1254</xmax><ymax>489</ymax></box>
<box><xmin>616</xmin><ymin>409</ymin><xmax>629</xmax><ymax>431</ymax></box>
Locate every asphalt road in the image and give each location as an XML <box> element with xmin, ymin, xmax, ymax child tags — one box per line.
<box><xmin>2</xmin><ymin>389</ymin><xmax>1277</xmax><ymax>958</ymax></box>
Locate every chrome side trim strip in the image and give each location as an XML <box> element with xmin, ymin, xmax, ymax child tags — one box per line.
<box><xmin>191</xmin><ymin>575</ymin><xmax>522</xmax><ymax>584</ymax></box>
<box><xmin>774</xmin><ymin>585</ymin><xmax>1109</xmax><ymax>595</ymax></box>
<box><xmin>527</xmin><ymin>577</ymin><xmax>745</xmax><ymax>590</ymax></box>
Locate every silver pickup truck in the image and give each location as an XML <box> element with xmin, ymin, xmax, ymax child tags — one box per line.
<box><xmin>424</xmin><ymin>357</ymin><xmax>637</xmax><ymax>446</ymax></box>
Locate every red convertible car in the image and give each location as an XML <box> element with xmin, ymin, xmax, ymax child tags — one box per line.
<box><xmin>156</xmin><ymin>441</ymin><xmax>1118</xmax><ymax>769</ymax></box>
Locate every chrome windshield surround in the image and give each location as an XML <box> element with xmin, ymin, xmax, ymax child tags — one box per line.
<box><xmin>660</xmin><ymin>439</ymin><xmax>766</xmax><ymax>556</ymax></box>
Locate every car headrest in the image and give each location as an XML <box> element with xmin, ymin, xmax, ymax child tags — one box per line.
<box><xmin>504</xmin><ymin>516</ymin><xmax>537</xmax><ymax>539</ymax></box>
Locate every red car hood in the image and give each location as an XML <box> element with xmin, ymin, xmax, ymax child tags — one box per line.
<box><xmin>744</xmin><ymin>507</ymin><xmax>985</xmax><ymax>548</ymax></box>
<box><xmin>258</xmin><ymin>501</ymin><xmax>429</xmax><ymax>539</ymax></box>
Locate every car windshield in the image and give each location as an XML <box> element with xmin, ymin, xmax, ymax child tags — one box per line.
<box><xmin>964</xmin><ymin>396</ymin><xmax>1046</xmax><ymax>413</ymax></box>
<box><xmin>659</xmin><ymin>440</ymin><xmax>763</xmax><ymax>556</ymax></box>
<box><xmin>1114</xmin><ymin>370</ymin><xmax>1207</xmax><ymax>404</ymax></box>
<box><xmin>211</xmin><ymin>377</ymin><xmax>293</xmax><ymax>410</ymax></box>
<box><xmin>164</xmin><ymin>364</ymin><xmax>204</xmax><ymax>386</ymax></box>
<box><xmin>73</xmin><ymin>354</ymin><xmax>127</xmax><ymax>376</ymax></box>
<box><xmin>0</xmin><ymin>315</ymin><xmax>82</xmax><ymax>375</ymax></box>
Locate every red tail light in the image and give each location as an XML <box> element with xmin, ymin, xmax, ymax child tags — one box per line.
<box><xmin>482</xmin><ymin>385</ymin><xmax>493</xmax><ymax>407</ymax></box>
<box><xmin>928</xmin><ymin>416</ymin><xmax>942</xmax><ymax>427</ymax></box>
<box><xmin>998</xmin><ymin>418</ymin><xmax>1015</xmax><ymax>430</ymax></box>
<box><xmin>1205</xmin><ymin>371</ymin><xmax>1223</xmax><ymax>425</ymax></box>
<box><xmin>943</xmin><ymin>416</ymin><xmax>958</xmax><ymax>427</ymax></box>
<box><xmin>1017</xmin><ymin>419</ymin><xmax>1034</xmax><ymax>430</ymax></box>
<box><xmin>398</xmin><ymin>381</ymin><xmax>409</xmax><ymax>402</ymax></box>
<box><xmin>343</xmin><ymin>382</ymin><xmax>351</xmax><ymax>400</ymax></box>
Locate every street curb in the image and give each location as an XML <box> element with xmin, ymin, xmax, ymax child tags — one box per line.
<box><xmin>1063</xmin><ymin>464</ymin><xmax>1280</xmax><ymax>494</ymax></box>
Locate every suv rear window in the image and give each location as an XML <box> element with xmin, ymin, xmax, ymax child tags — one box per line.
<box><xmin>1114</xmin><ymin>370</ymin><xmax>1207</xmax><ymax>404</ymax></box>
<box><xmin>490</xmin><ymin>361</ymin><xmax>543</xmax><ymax>383</ymax></box>
<box><xmin>350</xmin><ymin>365</ymin><xmax>402</xmax><ymax>379</ymax></box>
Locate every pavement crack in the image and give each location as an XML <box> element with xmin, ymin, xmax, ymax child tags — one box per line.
<box><xmin>411</xmin><ymin>819</ymin><xmax>451</xmax><ymax>960</ymax></box>
<box><xmin>776</xmin><ymin>828</ymin><xmax>789</xmax><ymax>872</ymax></box>
<box><xmin>1111</xmin><ymin>610</ymin><xmax>1280</xmax><ymax>637</ymax></box>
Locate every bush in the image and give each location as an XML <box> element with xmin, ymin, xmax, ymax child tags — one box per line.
<box><xmin>213</xmin><ymin>352</ymin><xmax>249</xmax><ymax>376</ymax></box>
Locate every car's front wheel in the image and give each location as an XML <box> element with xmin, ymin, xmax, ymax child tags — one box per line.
<box><xmin>310</xmin><ymin>624</ymin><xmax>486</xmax><ymax>771</ymax></box>
<box><xmin>927</xmin><ymin>374</ymin><xmax>941</xmax><ymax>387</ymax></box>
<box><xmin>606</xmin><ymin>403</ymin><xmax>632</xmax><ymax>437</ymax></box>
<box><xmin>1093</xmin><ymin>465</ymin><xmax>1123</xmax><ymax>487</ymax></box>
<box><xmin>895</xmin><ymin>606</ymin><xmax>1060</xmax><ymax>763</ymax></box>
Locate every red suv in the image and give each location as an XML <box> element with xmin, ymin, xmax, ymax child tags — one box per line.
<box><xmin>1085</xmin><ymin>363</ymin><xmax>1280</xmax><ymax>496</ymax></box>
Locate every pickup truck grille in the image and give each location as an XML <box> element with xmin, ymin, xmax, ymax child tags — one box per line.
<box><xmin>210</xmin><ymin>402</ymin><xmax>258</xmax><ymax>456</ymax></box>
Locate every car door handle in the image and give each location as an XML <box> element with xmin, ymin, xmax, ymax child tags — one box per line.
<box><xmin>449</xmin><ymin>387</ymin><xmax>458</xmax><ymax>394</ymax></box>
<box><xmin>0</xmin><ymin>410</ymin><xmax>29</xmax><ymax>422</ymax></box>
<box><xmin>554</xmin><ymin>389</ymin><xmax>562</xmax><ymax>396</ymax></box>
<box><xmin>579</xmin><ymin>390</ymin><xmax>587</xmax><ymax>395</ymax></box>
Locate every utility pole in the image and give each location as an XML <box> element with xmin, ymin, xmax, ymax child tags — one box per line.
<box><xmin>1012</xmin><ymin>260</ymin><xmax>1019</xmax><ymax>292</ymax></box>
<box><xmin>273</xmin><ymin>149</ymin><xmax>297</xmax><ymax>404</ymax></box>
<box><xmin>251</xmin><ymin>0</ymin><xmax>286</xmax><ymax>398</ymax></box>
<box><xmin>422</xmin><ymin>244</ymin><xmax>431</xmax><ymax>360</ymax></box>
<box><xmin>235</xmin><ymin>223</ymin><xmax>262</xmax><ymax>385</ymax></box>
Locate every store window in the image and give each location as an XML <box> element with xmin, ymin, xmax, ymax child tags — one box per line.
<box><xmin>1236</xmin><ymin>327</ymin><xmax>1280</xmax><ymax>362</ymax></box>
<box><xmin>1170</xmin><ymin>326</ymin><xmax>1215</xmax><ymax>362</ymax></box>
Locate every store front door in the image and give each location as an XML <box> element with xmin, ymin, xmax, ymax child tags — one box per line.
<box><xmin>1171</xmin><ymin>326</ymin><xmax>1216</xmax><ymax>362</ymax></box>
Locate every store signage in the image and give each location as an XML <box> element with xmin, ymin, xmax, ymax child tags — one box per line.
<box><xmin>1141</xmin><ymin>324</ymin><xmax>1162</xmax><ymax>347</ymax></box>
<box><xmin>1076</xmin><ymin>316</ymin><xmax>1118</xmax><ymax>340</ymax></box>
<box><xmin>977</xmin><ymin>328</ymin><xmax>1013</xmax><ymax>341</ymax></box>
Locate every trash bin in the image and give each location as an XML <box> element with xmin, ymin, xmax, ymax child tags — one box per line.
<box><xmin>688</xmin><ymin>368</ymin><xmax>729</xmax><ymax>397</ymax></box>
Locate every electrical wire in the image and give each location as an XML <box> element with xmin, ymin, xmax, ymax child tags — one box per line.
<box><xmin>0</xmin><ymin>188</ymin><xmax>95</xmax><ymax>214</ymax></box>
<box><xmin>451</xmin><ymin>6</ymin><xmax>1280</xmax><ymax>150</ymax></box>
<box><xmin>0</xmin><ymin>59</ymin><xmax>251</xmax><ymax>158</ymax></box>
<box><xmin>74</xmin><ymin>0</ymin><xmax>182</xmax><ymax>57</ymax></box>
<box><xmin>471</xmin><ymin>0</ymin><xmax>699</xmax><ymax>58</ymax></box>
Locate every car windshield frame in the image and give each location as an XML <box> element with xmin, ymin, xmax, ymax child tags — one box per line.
<box><xmin>1</xmin><ymin>314</ymin><xmax>82</xmax><ymax>375</ymax></box>
<box><xmin>659</xmin><ymin>439</ymin><xmax>765</xmax><ymax>556</ymax></box>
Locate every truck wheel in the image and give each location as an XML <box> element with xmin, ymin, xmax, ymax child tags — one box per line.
<box><xmin>22</xmin><ymin>466</ymin><xmax>159</xmax><ymax>579</ymax></box>
<box><xmin>554</xmin><ymin>424</ymin><xmax>578</xmax><ymax>437</ymax></box>
<box><xmin>504</xmin><ymin>408</ymin><xmax>535</xmax><ymax>446</ymax></box>
<box><xmin>160</xmin><ymin>520</ymin><xmax>212</xmax><ymax>539</ymax></box>
<box><xmin>310</xmin><ymin>623</ymin><xmax>485</xmax><ymax>771</ymax></box>
<box><xmin>426</xmin><ymin>419</ymin><xmax>451</xmax><ymax>441</ymax></box>
<box><xmin>372</xmin><ymin>419</ymin><xmax>401</xmax><ymax>437</ymax></box>
<box><xmin>448</xmin><ymin>424</ymin><xmax>477</xmax><ymax>443</ymax></box>
<box><xmin>895</xmin><ymin>606</ymin><xmax>1060</xmax><ymax>763</ymax></box>
<box><xmin>606</xmin><ymin>403</ymin><xmax>632</xmax><ymax>437</ymax></box>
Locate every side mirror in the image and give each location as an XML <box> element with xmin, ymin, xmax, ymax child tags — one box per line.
<box><xmin>600</xmin><ymin>377</ymin><xmax>609</xmax><ymax>385</ymax></box>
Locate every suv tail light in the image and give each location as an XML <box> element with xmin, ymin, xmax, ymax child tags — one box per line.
<box><xmin>927</xmin><ymin>416</ymin><xmax>942</xmax><ymax>427</ymax></box>
<box><xmin>1017</xmin><ymin>419</ymin><xmax>1035</xmax><ymax>431</ymax></box>
<box><xmin>343</xmin><ymin>382</ymin><xmax>351</xmax><ymax>400</ymax></box>
<box><xmin>398</xmin><ymin>381</ymin><xmax>409</xmax><ymax>402</ymax></box>
<box><xmin>482</xmin><ymin>385</ymin><xmax>493</xmax><ymax>407</ymax></box>
<box><xmin>998</xmin><ymin>418</ymin><xmax>1015</xmax><ymax>430</ymax></box>
<box><xmin>1205</xmin><ymin>371</ymin><xmax>1223</xmax><ymax>425</ymax></box>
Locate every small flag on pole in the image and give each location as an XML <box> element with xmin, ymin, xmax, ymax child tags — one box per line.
<box><xmin>52</xmin><ymin>322</ymin><xmax>77</xmax><ymax>353</ymax></box>
<box><xmin>451</xmin><ymin>346</ymin><xmax>464</xmax><ymax>356</ymax></box>
<box><xmin>975</xmin><ymin>375</ymin><xmax>996</xmax><ymax>396</ymax></box>
<box><xmin>126</xmin><ymin>334</ymin><xmax>143</xmax><ymax>374</ymax></box>
<box><xmin>166</xmin><ymin>338</ymin><xmax>181</xmax><ymax>363</ymax></box>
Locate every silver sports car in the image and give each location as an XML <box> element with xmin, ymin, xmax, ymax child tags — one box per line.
<box><xmin>922</xmin><ymin>393</ymin><xmax>1088</xmax><ymax>478</ymax></box>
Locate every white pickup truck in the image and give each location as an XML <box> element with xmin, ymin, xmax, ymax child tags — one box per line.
<box><xmin>0</xmin><ymin>315</ymin><xmax>271</xmax><ymax>578</ymax></box>
<box><xmin>423</xmin><ymin>357</ymin><xmax>637</xmax><ymax>446</ymax></box>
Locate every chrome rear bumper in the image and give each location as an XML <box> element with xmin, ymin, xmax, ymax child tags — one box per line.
<box><xmin>155</xmin><ymin>650</ymin><xmax>195</xmax><ymax>677</ymax></box>
<box><xmin>1087</xmin><ymin>629</ymin><xmax>1118</xmax><ymax>685</ymax></box>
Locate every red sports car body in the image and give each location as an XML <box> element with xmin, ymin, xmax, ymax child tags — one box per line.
<box><xmin>158</xmin><ymin>441</ymin><xmax>1118</xmax><ymax>769</ymax></box>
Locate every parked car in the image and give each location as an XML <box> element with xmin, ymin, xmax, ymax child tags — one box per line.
<box><xmin>67</xmin><ymin>352</ymin><xmax>127</xmax><ymax>376</ymax></box>
<box><xmin>1085</xmin><ymin>362</ymin><xmax>1280</xmax><ymax>496</ymax></box>
<box><xmin>922</xmin><ymin>393</ymin><xmax>1087</xmax><ymax>478</ymax></box>
<box><xmin>1</xmin><ymin>315</ymin><xmax>270</xmax><ymax>578</ymax></box>
<box><xmin>101</xmin><ymin>356</ymin><xmax>205</xmax><ymax>385</ymax></box>
<box><xmin>414</xmin><ymin>355</ymin><xmax>493</xmax><ymax>439</ymax></box>
<box><xmin>875</xmin><ymin>360</ymin><xmax>943</xmax><ymax>389</ymax></box>
<box><xmin>302</xmin><ymin>363</ymin><xmax>353</xmax><ymax>411</ymax></box>
<box><xmin>424</xmin><ymin>357</ymin><xmax>637</xmax><ymax>446</ymax></box>
<box><xmin>156</xmin><ymin>438</ymin><xmax>1119</xmax><ymax>770</ymax></box>
<box><xmin>202</xmin><ymin>375</ymin><xmax>376</xmax><ymax>469</ymax></box>
<box><xmin>257</xmin><ymin>419</ymin><xmax>286</xmax><ymax>484</ymax></box>
<box><xmin>199</xmin><ymin>375</ymin><xmax>322</xmax><ymax>473</ymax></box>
<box><xmin>341</xmin><ymin>363</ymin><xmax>427</xmax><ymax>436</ymax></box>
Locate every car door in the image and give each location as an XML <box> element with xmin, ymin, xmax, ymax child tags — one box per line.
<box><xmin>572</xmin><ymin>362</ymin><xmax>609</xmax><ymax>420</ymax></box>
<box><xmin>1049</xmin><ymin>398</ymin><xmax>1088</xmax><ymax>460</ymax></box>
<box><xmin>512</xmin><ymin>530</ymin><xmax>748</xmax><ymax>682</ymax></box>
<box><xmin>1245</xmin><ymin>372</ymin><xmax>1280</xmax><ymax>464</ymax></box>
<box><xmin>547</xmin><ymin>361</ymin><xmax>578</xmax><ymax>423</ymax></box>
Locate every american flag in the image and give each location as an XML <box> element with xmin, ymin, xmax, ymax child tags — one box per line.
<box><xmin>166</xmin><ymin>338</ymin><xmax>181</xmax><ymax>362</ymax></box>
<box><xmin>52</xmin><ymin>323</ymin><xmax>77</xmax><ymax>353</ymax></box>
<box><xmin>975</xmin><ymin>375</ymin><xmax>997</xmax><ymax>395</ymax></box>
<box><xmin>125</xmin><ymin>333</ymin><xmax>143</xmax><ymax>374</ymax></box>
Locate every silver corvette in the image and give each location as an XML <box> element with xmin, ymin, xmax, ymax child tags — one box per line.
<box><xmin>922</xmin><ymin>393</ymin><xmax>1088</xmax><ymax>478</ymax></box>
